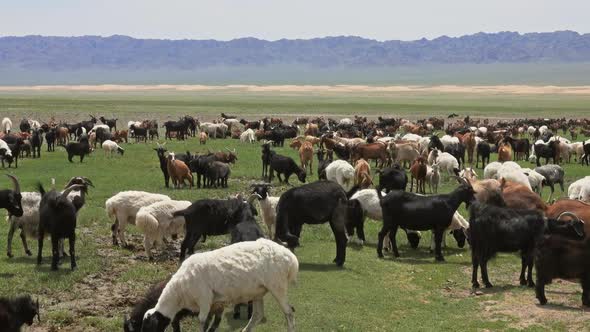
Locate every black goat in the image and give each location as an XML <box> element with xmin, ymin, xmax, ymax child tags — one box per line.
<box><xmin>7</xmin><ymin>141</ymin><xmax>22</xmax><ymax>168</ymax></box>
<box><xmin>469</xmin><ymin>202</ymin><xmax>585</xmax><ymax>289</ymax></box>
<box><xmin>475</xmin><ymin>141</ymin><xmax>491</xmax><ymax>169</ymax></box>
<box><xmin>534</xmin><ymin>140</ymin><xmax>559</xmax><ymax>167</ymax></box>
<box><xmin>428</xmin><ymin>135</ymin><xmax>444</xmax><ymax>152</ymax></box>
<box><xmin>99</xmin><ymin>116</ymin><xmax>117</xmax><ymax>131</ymax></box>
<box><xmin>31</xmin><ymin>129</ymin><xmax>43</xmax><ymax>158</ymax></box>
<box><xmin>0</xmin><ymin>295</ymin><xmax>40</xmax><ymax>332</ymax></box>
<box><xmin>45</xmin><ymin>128</ymin><xmax>56</xmax><ymax>152</ymax></box>
<box><xmin>275</xmin><ymin>180</ymin><xmax>360</xmax><ymax>266</ymax></box>
<box><xmin>444</xmin><ymin>143</ymin><xmax>465</xmax><ymax>168</ymax></box>
<box><xmin>130</xmin><ymin>125</ymin><xmax>148</xmax><ymax>143</ymax></box>
<box><xmin>124</xmin><ymin>278</ymin><xmax>221</xmax><ymax>332</ymax></box>
<box><xmin>173</xmin><ymin>196</ymin><xmax>258</xmax><ymax>261</ymax></box>
<box><xmin>316</xmin><ymin>149</ymin><xmax>333</xmax><ymax>180</ymax></box>
<box><xmin>0</xmin><ymin>175</ymin><xmax>23</xmax><ymax>217</ymax></box>
<box><xmin>188</xmin><ymin>153</ymin><xmax>216</xmax><ymax>188</ymax></box>
<box><xmin>376</xmin><ymin>164</ymin><xmax>407</xmax><ymax>193</ymax></box>
<box><xmin>205</xmin><ymin>161</ymin><xmax>231</xmax><ymax>188</ymax></box>
<box><xmin>582</xmin><ymin>141</ymin><xmax>590</xmax><ymax>166</ymax></box>
<box><xmin>37</xmin><ymin>183</ymin><xmax>83</xmax><ymax>270</ymax></box>
<box><xmin>261</xmin><ymin>142</ymin><xmax>275</xmax><ymax>180</ymax></box>
<box><xmin>268</xmin><ymin>154</ymin><xmax>306</xmax><ymax>185</ymax></box>
<box><xmin>154</xmin><ymin>144</ymin><xmax>170</xmax><ymax>188</ymax></box>
<box><xmin>19</xmin><ymin>119</ymin><xmax>31</xmax><ymax>133</ymax></box>
<box><xmin>535</xmin><ymin>216</ymin><xmax>589</xmax><ymax>306</ymax></box>
<box><xmin>62</xmin><ymin>135</ymin><xmax>91</xmax><ymax>162</ymax></box>
<box><xmin>377</xmin><ymin>179</ymin><xmax>475</xmax><ymax>261</ymax></box>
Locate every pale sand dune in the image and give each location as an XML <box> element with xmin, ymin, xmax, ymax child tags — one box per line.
<box><xmin>2</xmin><ymin>84</ymin><xmax>590</xmax><ymax>95</ymax></box>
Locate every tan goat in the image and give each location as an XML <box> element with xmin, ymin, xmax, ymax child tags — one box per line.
<box><xmin>166</xmin><ymin>152</ymin><xmax>194</xmax><ymax>189</ymax></box>
<box><xmin>299</xmin><ymin>141</ymin><xmax>314</xmax><ymax>174</ymax></box>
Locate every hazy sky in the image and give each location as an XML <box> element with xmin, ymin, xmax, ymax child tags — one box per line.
<box><xmin>1</xmin><ymin>0</ymin><xmax>588</xmax><ymax>41</ymax></box>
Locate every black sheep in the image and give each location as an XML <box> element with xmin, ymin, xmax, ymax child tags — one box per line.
<box><xmin>0</xmin><ymin>295</ymin><xmax>40</xmax><ymax>332</ymax></box>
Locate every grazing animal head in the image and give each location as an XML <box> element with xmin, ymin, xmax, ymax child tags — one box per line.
<box><xmin>250</xmin><ymin>183</ymin><xmax>272</xmax><ymax>200</ymax></box>
<box><xmin>141</xmin><ymin>309</ymin><xmax>170</xmax><ymax>332</ymax></box>
<box><xmin>406</xmin><ymin>232</ymin><xmax>421</xmax><ymax>249</ymax></box>
<box><xmin>2</xmin><ymin>174</ymin><xmax>23</xmax><ymax>217</ymax></box>
<box><xmin>296</xmin><ymin>168</ymin><xmax>307</xmax><ymax>183</ymax></box>
<box><xmin>451</xmin><ymin>229</ymin><xmax>467</xmax><ymax>248</ymax></box>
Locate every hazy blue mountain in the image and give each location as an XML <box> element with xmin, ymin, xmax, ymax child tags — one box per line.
<box><xmin>1</xmin><ymin>31</ymin><xmax>590</xmax><ymax>71</ymax></box>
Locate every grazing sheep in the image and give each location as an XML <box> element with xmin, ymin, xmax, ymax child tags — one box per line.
<box><xmin>325</xmin><ymin>160</ymin><xmax>355</xmax><ymax>190</ymax></box>
<box><xmin>102</xmin><ymin>140</ymin><xmax>124</xmax><ymax>157</ymax></box>
<box><xmin>0</xmin><ymin>295</ymin><xmax>40</xmax><ymax>332</ymax></box>
<box><xmin>106</xmin><ymin>191</ymin><xmax>171</xmax><ymax>247</ymax></box>
<box><xmin>141</xmin><ymin>239</ymin><xmax>297</xmax><ymax>332</ymax></box>
<box><xmin>2</xmin><ymin>117</ymin><xmax>13</xmax><ymax>134</ymax></box>
<box><xmin>136</xmin><ymin>200</ymin><xmax>192</xmax><ymax>259</ymax></box>
<box><xmin>483</xmin><ymin>161</ymin><xmax>502</xmax><ymax>180</ymax></box>
<box><xmin>167</xmin><ymin>153</ymin><xmax>194</xmax><ymax>189</ymax></box>
<box><xmin>428</xmin><ymin>211</ymin><xmax>469</xmax><ymax>251</ymax></box>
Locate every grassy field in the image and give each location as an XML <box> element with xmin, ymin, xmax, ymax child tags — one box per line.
<box><xmin>0</xmin><ymin>91</ymin><xmax>589</xmax><ymax>331</ymax></box>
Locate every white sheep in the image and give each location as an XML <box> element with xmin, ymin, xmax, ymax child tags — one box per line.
<box><xmin>1</xmin><ymin>117</ymin><xmax>12</xmax><ymax>134</ymax></box>
<box><xmin>539</xmin><ymin>125</ymin><xmax>549</xmax><ymax>135</ymax></box>
<box><xmin>136</xmin><ymin>200</ymin><xmax>191</xmax><ymax>259</ymax></box>
<box><xmin>142</xmin><ymin>238</ymin><xmax>298</xmax><ymax>332</ymax></box>
<box><xmin>483</xmin><ymin>161</ymin><xmax>502</xmax><ymax>179</ymax></box>
<box><xmin>434</xmin><ymin>151</ymin><xmax>459</xmax><ymax>179</ymax></box>
<box><xmin>402</xmin><ymin>133</ymin><xmax>422</xmax><ymax>141</ymax></box>
<box><xmin>495</xmin><ymin>161</ymin><xmax>532</xmax><ymax>190</ymax></box>
<box><xmin>521</xmin><ymin>168</ymin><xmax>545</xmax><ymax>194</ymax></box>
<box><xmin>101</xmin><ymin>140</ymin><xmax>124</xmax><ymax>157</ymax></box>
<box><xmin>527</xmin><ymin>126</ymin><xmax>536</xmax><ymax>136</ymax></box>
<box><xmin>325</xmin><ymin>160</ymin><xmax>355</xmax><ymax>190</ymax></box>
<box><xmin>105</xmin><ymin>191</ymin><xmax>171</xmax><ymax>247</ymax></box>
<box><xmin>0</xmin><ymin>139</ymin><xmax>13</xmax><ymax>157</ymax></box>
<box><xmin>568</xmin><ymin>176</ymin><xmax>590</xmax><ymax>201</ymax></box>
<box><xmin>240</xmin><ymin>128</ymin><xmax>256</xmax><ymax>143</ymax></box>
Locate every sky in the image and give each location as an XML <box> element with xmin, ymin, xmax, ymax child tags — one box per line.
<box><xmin>1</xmin><ymin>0</ymin><xmax>589</xmax><ymax>41</ymax></box>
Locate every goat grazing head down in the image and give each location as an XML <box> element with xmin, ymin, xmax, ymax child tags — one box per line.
<box><xmin>0</xmin><ymin>174</ymin><xmax>23</xmax><ymax>217</ymax></box>
<box><xmin>0</xmin><ymin>295</ymin><xmax>40</xmax><ymax>328</ymax></box>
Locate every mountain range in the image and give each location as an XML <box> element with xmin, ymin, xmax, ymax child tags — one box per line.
<box><xmin>1</xmin><ymin>31</ymin><xmax>590</xmax><ymax>71</ymax></box>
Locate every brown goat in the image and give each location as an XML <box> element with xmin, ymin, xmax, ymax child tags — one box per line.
<box><xmin>166</xmin><ymin>153</ymin><xmax>193</xmax><ymax>189</ymax></box>
<box><xmin>289</xmin><ymin>140</ymin><xmax>302</xmax><ymax>150</ymax></box>
<box><xmin>462</xmin><ymin>132</ymin><xmax>476</xmax><ymax>164</ymax></box>
<box><xmin>350</xmin><ymin>142</ymin><xmax>389</xmax><ymax>167</ymax></box>
<box><xmin>199</xmin><ymin>131</ymin><xmax>208</xmax><ymax>145</ymax></box>
<box><xmin>57</xmin><ymin>127</ymin><xmax>69</xmax><ymax>145</ymax></box>
<box><xmin>304</xmin><ymin>123</ymin><xmax>319</xmax><ymax>136</ymax></box>
<box><xmin>500</xmin><ymin>179</ymin><xmax>546</xmax><ymax>211</ymax></box>
<box><xmin>299</xmin><ymin>141</ymin><xmax>314</xmax><ymax>174</ymax></box>
<box><xmin>354</xmin><ymin>158</ymin><xmax>372</xmax><ymax>189</ymax></box>
<box><xmin>113</xmin><ymin>130</ymin><xmax>128</xmax><ymax>143</ymax></box>
<box><xmin>498</xmin><ymin>142</ymin><xmax>513</xmax><ymax>162</ymax></box>
<box><xmin>410</xmin><ymin>157</ymin><xmax>427</xmax><ymax>194</ymax></box>
<box><xmin>545</xmin><ymin>199</ymin><xmax>590</xmax><ymax>239</ymax></box>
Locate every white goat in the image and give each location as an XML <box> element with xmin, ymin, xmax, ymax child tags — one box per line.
<box><xmin>495</xmin><ymin>161</ymin><xmax>532</xmax><ymax>190</ymax></box>
<box><xmin>433</xmin><ymin>151</ymin><xmax>459</xmax><ymax>179</ymax></box>
<box><xmin>105</xmin><ymin>191</ymin><xmax>171</xmax><ymax>247</ymax></box>
<box><xmin>102</xmin><ymin>140</ymin><xmax>124</xmax><ymax>157</ymax></box>
<box><xmin>240</xmin><ymin>128</ymin><xmax>255</xmax><ymax>143</ymax></box>
<box><xmin>483</xmin><ymin>161</ymin><xmax>502</xmax><ymax>179</ymax></box>
<box><xmin>441</xmin><ymin>135</ymin><xmax>459</xmax><ymax>149</ymax></box>
<box><xmin>89</xmin><ymin>124</ymin><xmax>110</xmax><ymax>134</ymax></box>
<box><xmin>136</xmin><ymin>200</ymin><xmax>191</xmax><ymax>259</ymax></box>
<box><xmin>251</xmin><ymin>186</ymin><xmax>280</xmax><ymax>239</ymax></box>
<box><xmin>425</xmin><ymin>163</ymin><xmax>441</xmax><ymax>194</ymax></box>
<box><xmin>521</xmin><ymin>168</ymin><xmax>545</xmax><ymax>194</ymax></box>
<box><xmin>325</xmin><ymin>160</ymin><xmax>355</xmax><ymax>191</ymax></box>
<box><xmin>1</xmin><ymin>117</ymin><xmax>12</xmax><ymax>134</ymax></box>
<box><xmin>568</xmin><ymin>176</ymin><xmax>590</xmax><ymax>202</ymax></box>
<box><xmin>142</xmin><ymin>239</ymin><xmax>298</xmax><ymax>332</ymax></box>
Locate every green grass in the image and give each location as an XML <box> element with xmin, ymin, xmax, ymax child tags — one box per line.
<box><xmin>0</xmin><ymin>92</ymin><xmax>589</xmax><ymax>331</ymax></box>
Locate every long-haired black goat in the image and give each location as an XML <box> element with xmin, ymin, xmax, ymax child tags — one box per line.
<box><xmin>37</xmin><ymin>183</ymin><xmax>83</xmax><ymax>270</ymax></box>
<box><xmin>0</xmin><ymin>294</ymin><xmax>40</xmax><ymax>332</ymax></box>
<box><xmin>376</xmin><ymin>178</ymin><xmax>476</xmax><ymax>261</ymax></box>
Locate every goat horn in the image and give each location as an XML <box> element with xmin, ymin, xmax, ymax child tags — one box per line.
<box><xmin>247</xmin><ymin>193</ymin><xmax>261</xmax><ymax>203</ymax></box>
<box><xmin>82</xmin><ymin>177</ymin><xmax>94</xmax><ymax>187</ymax></box>
<box><xmin>225</xmin><ymin>147</ymin><xmax>231</xmax><ymax>152</ymax></box>
<box><xmin>61</xmin><ymin>184</ymin><xmax>84</xmax><ymax>199</ymax></box>
<box><xmin>557</xmin><ymin>211</ymin><xmax>583</xmax><ymax>223</ymax></box>
<box><xmin>6</xmin><ymin>174</ymin><xmax>20</xmax><ymax>194</ymax></box>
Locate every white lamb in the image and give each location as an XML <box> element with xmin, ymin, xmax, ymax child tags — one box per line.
<box><xmin>1</xmin><ymin>117</ymin><xmax>12</xmax><ymax>134</ymax></box>
<box><xmin>102</xmin><ymin>140</ymin><xmax>124</xmax><ymax>157</ymax></box>
<box><xmin>240</xmin><ymin>128</ymin><xmax>256</xmax><ymax>143</ymax></box>
<box><xmin>136</xmin><ymin>200</ymin><xmax>191</xmax><ymax>259</ymax></box>
<box><xmin>142</xmin><ymin>238</ymin><xmax>298</xmax><ymax>332</ymax></box>
<box><xmin>425</xmin><ymin>163</ymin><xmax>441</xmax><ymax>194</ymax></box>
<box><xmin>105</xmin><ymin>191</ymin><xmax>171</xmax><ymax>247</ymax></box>
<box><xmin>325</xmin><ymin>160</ymin><xmax>355</xmax><ymax>190</ymax></box>
<box><xmin>521</xmin><ymin>168</ymin><xmax>546</xmax><ymax>194</ymax></box>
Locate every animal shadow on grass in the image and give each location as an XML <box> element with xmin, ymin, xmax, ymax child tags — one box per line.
<box><xmin>299</xmin><ymin>262</ymin><xmax>345</xmax><ymax>272</ymax></box>
<box><xmin>535</xmin><ymin>302</ymin><xmax>589</xmax><ymax>312</ymax></box>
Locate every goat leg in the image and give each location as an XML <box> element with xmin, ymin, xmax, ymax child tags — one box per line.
<box><xmin>526</xmin><ymin>254</ymin><xmax>535</xmax><ymax>287</ymax></box>
<box><xmin>433</xmin><ymin>230</ymin><xmax>445</xmax><ymax>261</ymax></box>
<box><xmin>20</xmin><ymin>230</ymin><xmax>32</xmax><ymax>256</ymax></box>
<box><xmin>582</xmin><ymin>275</ymin><xmax>590</xmax><ymax>307</ymax></box>
<box><xmin>471</xmin><ymin>256</ymin><xmax>480</xmax><ymax>289</ymax></box>
<box><xmin>7</xmin><ymin>221</ymin><xmax>16</xmax><ymax>258</ymax></box>
<box><xmin>69</xmin><ymin>234</ymin><xmax>77</xmax><ymax>270</ymax></box>
<box><xmin>480</xmin><ymin>259</ymin><xmax>493</xmax><ymax>288</ymax></box>
<box><xmin>519</xmin><ymin>255</ymin><xmax>528</xmax><ymax>286</ymax></box>
<box><xmin>377</xmin><ymin>227</ymin><xmax>387</xmax><ymax>258</ymax></box>
<box><xmin>388</xmin><ymin>226</ymin><xmax>400</xmax><ymax>258</ymax></box>
<box><xmin>50</xmin><ymin>236</ymin><xmax>60</xmax><ymax>271</ymax></box>
<box><xmin>535</xmin><ymin>280</ymin><xmax>548</xmax><ymax>305</ymax></box>
<box><xmin>37</xmin><ymin>229</ymin><xmax>45</xmax><ymax>265</ymax></box>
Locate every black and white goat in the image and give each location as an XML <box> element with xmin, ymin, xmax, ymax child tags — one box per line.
<box><xmin>0</xmin><ymin>295</ymin><xmax>40</xmax><ymax>332</ymax></box>
<box><xmin>376</xmin><ymin>178</ymin><xmax>476</xmax><ymax>261</ymax></box>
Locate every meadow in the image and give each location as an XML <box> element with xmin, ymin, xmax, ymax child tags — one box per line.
<box><xmin>0</xmin><ymin>90</ymin><xmax>589</xmax><ymax>331</ymax></box>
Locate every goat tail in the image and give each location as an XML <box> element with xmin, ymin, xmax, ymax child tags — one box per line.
<box><xmin>287</xmin><ymin>253</ymin><xmax>299</xmax><ymax>287</ymax></box>
<box><xmin>37</xmin><ymin>182</ymin><xmax>46</xmax><ymax>196</ymax></box>
<box><xmin>136</xmin><ymin>212</ymin><xmax>159</xmax><ymax>235</ymax></box>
